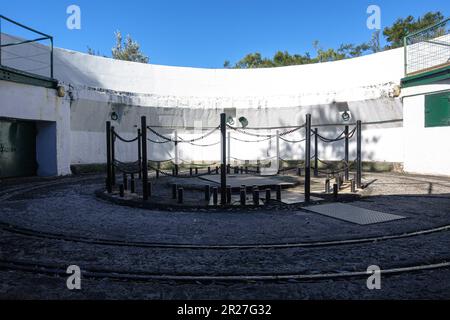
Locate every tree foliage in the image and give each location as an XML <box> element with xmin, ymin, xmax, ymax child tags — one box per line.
<box><xmin>111</xmin><ymin>31</ymin><xmax>149</xmax><ymax>63</ymax></box>
<box><xmin>226</xmin><ymin>11</ymin><xmax>445</xmax><ymax>68</ymax></box>
<box><xmin>383</xmin><ymin>11</ymin><xmax>444</xmax><ymax>49</ymax></box>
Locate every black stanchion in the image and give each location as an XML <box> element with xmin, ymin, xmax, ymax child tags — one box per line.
<box><xmin>356</xmin><ymin>120</ymin><xmax>362</xmax><ymax>188</ymax></box>
<box><xmin>213</xmin><ymin>187</ymin><xmax>218</xmax><ymax>205</ymax></box>
<box><xmin>137</xmin><ymin>128</ymin><xmax>142</xmax><ymax>179</ymax></box>
<box><xmin>253</xmin><ymin>187</ymin><xmax>260</xmax><ymax>205</ymax></box>
<box><xmin>265</xmin><ymin>189</ymin><xmax>271</xmax><ymax>203</ymax></box>
<box><xmin>314</xmin><ymin>128</ymin><xmax>318</xmax><ymax>177</ymax></box>
<box><xmin>106</xmin><ymin>121</ymin><xmax>112</xmax><ymax>194</ymax></box>
<box><xmin>325</xmin><ymin>179</ymin><xmax>330</xmax><ymax>193</ymax></box>
<box><xmin>276</xmin><ymin>185</ymin><xmax>282</xmax><ymax>201</ymax></box>
<box><xmin>226</xmin><ymin>185</ymin><xmax>232</xmax><ymax>204</ymax></box>
<box><xmin>123</xmin><ymin>173</ymin><xmax>128</xmax><ymax>191</ymax></box>
<box><xmin>297</xmin><ymin>167</ymin><xmax>302</xmax><ymax>177</ymax></box>
<box><xmin>220</xmin><ymin>113</ymin><xmax>227</xmax><ymax>205</ymax></box>
<box><xmin>240</xmin><ymin>188</ymin><xmax>246</xmax><ymax>206</ymax></box>
<box><xmin>305</xmin><ymin>114</ymin><xmax>311</xmax><ymax>203</ymax></box>
<box><xmin>333</xmin><ymin>183</ymin><xmax>338</xmax><ymax>200</ymax></box>
<box><xmin>177</xmin><ymin>188</ymin><xmax>184</xmax><ymax>204</ymax></box>
<box><xmin>119</xmin><ymin>184</ymin><xmax>124</xmax><ymax>198</ymax></box>
<box><xmin>130</xmin><ymin>174</ymin><xmax>136</xmax><ymax>193</ymax></box>
<box><xmin>172</xmin><ymin>184</ymin><xmax>178</xmax><ymax>199</ymax></box>
<box><xmin>351</xmin><ymin>179</ymin><xmax>356</xmax><ymax>193</ymax></box>
<box><xmin>141</xmin><ymin>116</ymin><xmax>149</xmax><ymax>201</ymax></box>
<box><xmin>205</xmin><ymin>185</ymin><xmax>211</xmax><ymax>201</ymax></box>
<box><xmin>344</xmin><ymin>125</ymin><xmax>349</xmax><ymax>181</ymax></box>
<box><xmin>111</xmin><ymin>126</ymin><xmax>116</xmax><ymax>186</ymax></box>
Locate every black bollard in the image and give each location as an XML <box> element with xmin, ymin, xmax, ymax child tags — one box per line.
<box><xmin>253</xmin><ymin>187</ymin><xmax>260</xmax><ymax>205</ymax></box>
<box><xmin>205</xmin><ymin>185</ymin><xmax>211</xmax><ymax>201</ymax></box>
<box><xmin>325</xmin><ymin>179</ymin><xmax>330</xmax><ymax>193</ymax></box>
<box><xmin>297</xmin><ymin>167</ymin><xmax>302</xmax><ymax>177</ymax></box>
<box><xmin>172</xmin><ymin>168</ymin><xmax>176</xmax><ymax>176</ymax></box>
<box><xmin>213</xmin><ymin>187</ymin><xmax>218</xmax><ymax>205</ymax></box>
<box><xmin>195</xmin><ymin>168</ymin><xmax>198</xmax><ymax>175</ymax></box>
<box><xmin>256</xmin><ymin>166</ymin><xmax>260</xmax><ymax>174</ymax></box>
<box><xmin>119</xmin><ymin>184</ymin><xmax>124</xmax><ymax>198</ymax></box>
<box><xmin>177</xmin><ymin>188</ymin><xmax>184</xmax><ymax>204</ymax></box>
<box><xmin>265</xmin><ymin>189</ymin><xmax>271</xmax><ymax>203</ymax></box>
<box><xmin>156</xmin><ymin>170</ymin><xmax>159</xmax><ymax>179</ymax></box>
<box><xmin>351</xmin><ymin>179</ymin><xmax>356</xmax><ymax>193</ymax></box>
<box><xmin>240</xmin><ymin>167</ymin><xmax>244</xmax><ymax>174</ymax></box>
<box><xmin>147</xmin><ymin>183</ymin><xmax>152</xmax><ymax>198</ymax></box>
<box><xmin>226</xmin><ymin>185</ymin><xmax>232</xmax><ymax>204</ymax></box>
<box><xmin>190</xmin><ymin>168</ymin><xmax>193</xmax><ymax>176</ymax></box>
<box><xmin>215</xmin><ymin>166</ymin><xmax>219</xmax><ymax>175</ymax></box>
<box><xmin>130</xmin><ymin>176</ymin><xmax>136</xmax><ymax>194</ymax></box>
<box><xmin>333</xmin><ymin>183</ymin><xmax>338</xmax><ymax>200</ymax></box>
<box><xmin>227</xmin><ymin>164</ymin><xmax>231</xmax><ymax>174</ymax></box>
<box><xmin>123</xmin><ymin>174</ymin><xmax>128</xmax><ymax>191</ymax></box>
<box><xmin>240</xmin><ymin>188</ymin><xmax>246</xmax><ymax>206</ymax></box>
<box><xmin>276</xmin><ymin>185</ymin><xmax>282</xmax><ymax>201</ymax></box>
<box><xmin>208</xmin><ymin>167</ymin><xmax>211</xmax><ymax>175</ymax></box>
<box><xmin>172</xmin><ymin>184</ymin><xmax>178</xmax><ymax>199</ymax></box>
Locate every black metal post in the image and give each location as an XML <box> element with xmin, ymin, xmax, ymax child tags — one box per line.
<box><xmin>333</xmin><ymin>184</ymin><xmax>338</xmax><ymax>201</ymax></box>
<box><xmin>119</xmin><ymin>184</ymin><xmax>124</xmax><ymax>198</ymax></box>
<box><xmin>356</xmin><ymin>120</ymin><xmax>362</xmax><ymax>188</ymax></box>
<box><xmin>220</xmin><ymin>113</ymin><xmax>227</xmax><ymax>205</ymax></box>
<box><xmin>205</xmin><ymin>185</ymin><xmax>211</xmax><ymax>201</ymax></box>
<box><xmin>138</xmin><ymin>129</ymin><xmax>142</xmax><ymax>179</ymax></box>
<box><xmin>106</xmin><ymin>121</ymin><xmax>112</xmax><ymax>193</ymax></box>
<box><xmin>344</xmin><ymin>125</ymin><xmax>349</xmax><ymax>181</ymax></box>
<box><xmin>141</xmin><ymin>116</ymin><xmax>149</xmax><ymax>201</ymax></box>
<box><xmin>314</xmin><ymin>128</ymin><xmax>318</xmax><ymax>177</ymax></box>
<box><xmin>305</xmin><ymin>114</ymin><xmax>312</xmax><ymax>203</ymax></box>
<box><xmin>111</xmin><ymin>126</ymin><xmax>116</xmax><ymax>186</ymax></box>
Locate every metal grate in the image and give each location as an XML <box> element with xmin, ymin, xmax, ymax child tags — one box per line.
<box><xmin>305</xmin><ymin>203</ymin><xmax>405</xmax><ymax>225</ymax></box>
<box><xmin>405</xmin><ymin>18</ymin><xmax>450</xmax><ymax>75</ymax></box>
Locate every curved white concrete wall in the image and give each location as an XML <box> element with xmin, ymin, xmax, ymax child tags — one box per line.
<box><xmin>1</xmin><ymin>34</ymin><xmax>406</xmax><ymax>168</ymax></box>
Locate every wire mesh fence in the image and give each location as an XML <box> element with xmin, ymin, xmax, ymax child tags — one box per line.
<box><xmin>405</xmin><ymin>18</ymin><xmax>450</xmax><ymax>75</ymax></box>
<box><xmin>0</xmin><ymin>15</ymin><xmax>53</xmax><ymax>78</ymax></box>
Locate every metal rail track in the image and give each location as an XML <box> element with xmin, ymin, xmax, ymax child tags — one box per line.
<box><xmin>0</xmin><ymin>258</ymin><xmax>448</xmax><ymax>282</ymax></box>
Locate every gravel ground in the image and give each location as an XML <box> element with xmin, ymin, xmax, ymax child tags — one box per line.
<box><xmin>0</xmin><ymin>172</ymin><xmax>449</xmax><ymax>299</ymax></box>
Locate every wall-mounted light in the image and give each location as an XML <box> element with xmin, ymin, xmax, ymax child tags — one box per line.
<box><xmin>57</xmin><ymin>86</ymin><xmax>65</xmax><ymax>97</ymax></box>
<box><xmin>110</xmin><ymin>112</ymin><xmax>119</xmax><ymax>121</ymax></box>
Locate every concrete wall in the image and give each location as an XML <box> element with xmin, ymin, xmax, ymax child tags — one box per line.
<box><xmin>1</xmin><ymin>34</ymin><xmax>410</xmax><ymax>172</ymax></box>
<box><xmin>0</xmin><ymin>80</ymin><xmax>71</xmax><ymax>176</ymax></box>
<box><xmin>402</xmin><ymin>80</ymin><xmax>450</xmax><ymax>176</ymax></box>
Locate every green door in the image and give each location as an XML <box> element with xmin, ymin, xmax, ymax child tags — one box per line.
<box><xmin>0</xmin><ymin>119</ymin><xmax>37</xmax><ymax>178</ymax></box>
<box><xmin>425</xmin><ymin>92</ymin><xmax>450</xmax><ymax>128</ymax></box>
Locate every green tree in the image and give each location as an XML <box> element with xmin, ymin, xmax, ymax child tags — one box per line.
<box><xmin>112</xmin><ymin>31</ymin><xmax>149</xmax><ymax>63</ymax></box>
<box><xmin>383</xmin><ymin>11</ymin><xmax>445</xmax><ymax>49</ymax></box>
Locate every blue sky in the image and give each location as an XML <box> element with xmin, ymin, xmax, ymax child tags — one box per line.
<box><xmin>1</xmin><ymin>0</ymin><xmax>448</xmax><ymax>68</ymax></box>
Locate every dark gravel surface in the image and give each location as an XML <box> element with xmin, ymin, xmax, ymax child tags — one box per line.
<box><xmin>0</xmin><ymin>172</ymin><xmax>449</xmax><ymax>299</ymax></box>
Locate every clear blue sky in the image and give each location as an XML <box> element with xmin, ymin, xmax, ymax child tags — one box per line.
<box><xmin>1</xmin><ymin>0</ymin><xmax>448</xmax><ymax>68</ymax></box>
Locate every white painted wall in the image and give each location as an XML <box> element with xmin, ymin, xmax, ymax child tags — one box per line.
<box><xmin>402</xmin><ymin>80</ymin><xmax>450</xmax><ymax>176</ymax></box>
<box><xmin>0</xmin><ymin>80</ymin><xmax>71</xmax><ymax>176</ymax></box>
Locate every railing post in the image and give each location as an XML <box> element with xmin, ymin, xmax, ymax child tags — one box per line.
<box><xmin>111</xmin><ymin>126</ymin><xmax>116</xmax><ymax>186</ymax></box>
<box><xmin>314</xmin><ymin>128</ymin><xmax>318</xmax><ymax>177</ymax></box>
<box><xmin>227</xmin><ymin>132</ymin><xmax>231</xmax><ymax>165</ymax></box>
<box><xmin>356</xmin><ymin>120</ymin><xmax>362</xmax><ymax>189</ymax></box>
<box><xmin>276</xmin><ymin>130</ymin><xmax>280</xmax><ymax>174</ymax></box>
<box><xmin>106</xmin><ymin>121</ymin><xmax>112</xmax><ymax>193</ymax></box>
<box><xmin>305</xmin><ymin>114</ymin><xmax>311</xmax><ymax>203</ymax></box>
<box><xmin>174</xmin><ymin>130</ymin><xmax>179</xmax><ymax>176</ymax></box>
<box><xmin>50</xmin><ymin>36</ymin><xmax>54</xmax><ymax>79</ymax></box>
<box><xmin>137</xmin><ymin>128</ymin><xmax>142</xmax><ymax>179</ymax></box>
<box><xmin>220</xmin><ymin>113</ymin><xmax>227</xmax><ymax>205</ymax></box>
<box><xmin>141</xmin><ymin>116</ymin><xmax>149</xmax><ymax>201</ymax></box>
<box><xmin>344</xmin><ymin>125</ymin><xmax>349</xmax><ymax>181</ymax></box>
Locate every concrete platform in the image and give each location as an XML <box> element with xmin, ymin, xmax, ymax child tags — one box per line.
<box><xmin>200</xmin><ymin>174</ymin><xmax>298</xmax><ymax>191</ymax></box>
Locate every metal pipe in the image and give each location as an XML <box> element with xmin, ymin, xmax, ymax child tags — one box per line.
<box><xmin>314</xmin><ymin>128</ymin><xmax>318</xmax><ymax>177</ymax></box>
<box><xmin>305</xmin><ymin>114</ymin><xmax>311</xmax><ymax>203</ymax></box>
<box><xmin>137</xmin><ymin>129</ymin><xmax>142</xmax><ymax>179</ymax></box>
<box><xmin>276</xmin><ymin>130</ymin><xmax>280</xmax><ymax>174</ymax></box>
<box><xmin>344</xmin><ymin>125</ymin><xmax>349</xmax><ymax>181</ymax></box>
<box><xmin>220</xmin><ymin>113</ymin><xmax>227</xmax><ymax>205</ymax></box>
<box><xmin>106</xmin><ymin>121</ymin><xmax>112</xmax><ymax>193</ymax></box>
<box><xmin>141</xmin><ymin>116</ymin><xmax>149</xmax><ymax>201</ymax></box>
<box><xmin>356</xmin><ymin>120</ymin><xmax>362</xmax><ymax>189</ymax></box>
<box><xmin>111</xmin><ymin>126</ymin><xmax>116</xmax><ymax>186</ymax></box>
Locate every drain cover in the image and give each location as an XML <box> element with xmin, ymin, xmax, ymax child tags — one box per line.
<box><xmin>304</xmin><ymin>203</ymin><xmax>405</xmax><ymax>225</ymax></box>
